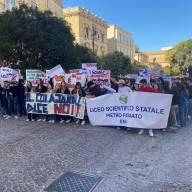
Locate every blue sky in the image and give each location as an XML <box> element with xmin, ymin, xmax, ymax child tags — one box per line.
<box><xmin>62</xmin><ymin>0</ymin><xmax>192</xmax><ymax>51</ymax></box>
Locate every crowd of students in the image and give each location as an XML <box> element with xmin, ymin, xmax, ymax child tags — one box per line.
<box><xmin>0</xmin><ymin>77</ymin><xmax>192</xmax><ymax>137</ymax></box>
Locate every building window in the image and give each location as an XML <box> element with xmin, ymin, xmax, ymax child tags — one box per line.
<box><xmin>84</xmin><ymin>25</ymin><xmax>90</xmax><ymax>40</ymax></box>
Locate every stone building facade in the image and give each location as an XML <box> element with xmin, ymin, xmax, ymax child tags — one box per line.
<box><xmin>63</xmin><ymin>7</ymin><xmax>108</xmax><ymax>57</ymax></box>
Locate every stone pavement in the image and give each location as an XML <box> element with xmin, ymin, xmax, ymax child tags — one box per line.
<box><xmin>0</xmin><ymin>117</ymin><xmax>192</xmax><ymax>192</ymax></box>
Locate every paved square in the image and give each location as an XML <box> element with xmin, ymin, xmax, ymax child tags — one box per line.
<box><xmin>0</xmin><ymin>117</ymin><xmax>192</xmax><ymax>192</ymax></box>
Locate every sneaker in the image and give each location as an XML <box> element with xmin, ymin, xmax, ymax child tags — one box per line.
<box><xmin>5</xmin><ymin>116</ymin><xmax>11</xmax><ymax>120</ymax></box>
<box><xmin>65</xmin><ymin>119</ymin><xmax>71</xmax><ymax>124</ymax></box>
<box><xmin>188</xmin><ymin>115</ymin><xmax>191</xmax><ymax>119</ymax></box>
<box><xmin>3</xmin><ymin>115</ymin><xmax>8</xmax><ymax>118</ymax></box>
<box><xmin>31</xmin><ymin>119</ymin><xmax>35</xmax><ymax>122</ymax></box>
<box><xmin>81</xmin><ymin>120</ymin><xmax>85</xmax><ymax>125</ymax></box>
<box><xmin>116</xmin><ymin>127</ymin><xmax>121</xmax><ymax>130</ymax></box>
<box><xmin>42</xmin><ymin>119</ymin><xmax>47</xmax><ymax>122</ymax></box>
<box><xmin>14</xmin><ymin>115</ymin><xmax>18</xmax><ymax>119</ymax></box>
<box><xmin>37</xmin><ymin>119</ymin><xmax>42</xmax><ymax>122</ymax></box>
<box><xmin>162</xmin><ymin>129</ymin><xmax>167</xmax><ymax>132</ymax></box>
<box><xmin>149</xmin><ymin>129</ymin><xmax>154</xmax><ymax>137</ymax></box>
<box><xmin>60</xmin><ymin>120</ymin><xmax>65</xmax><ymax>124</ymax></box>
<box><xmin>138</xmin><ymin>129</ymin><xmax>144</xmax><ymax>135</ymax></box>
<box><xmin>76</xmin><ymin>119</ymin><xmax>80</xmax><ymax>124</ymax></box>
<box><xmin>48</xmin><ymin>120</ymin><xmax>52</xmax><ymax>123</ymax></box>
<box><xmin>26</xmin><ymin>119</ymin><xmax>30</xmax><ymax>122</ymax></box>
<box><xmin>126</xmin><ymin>128</ymin><xmax>131</xmax><ymax>131</ymax></box>
<box><xmin>51</xmin><ymin>120</ymin><xmax>55</xmax><ymax>123</ymax></box>
<box><xmin>176</xmin><ymin>124</ymin><xmax>181</xmax><ymax>128</ymax></box>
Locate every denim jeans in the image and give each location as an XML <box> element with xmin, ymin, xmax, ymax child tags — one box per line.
<box><xmin>188</xmin><ymin>99</ymin><xmax>192</xmax><ymax>116</ymax></box>
<box><xmin>179</xmin><ymin>103</ymin><xmax>188</xmax><ymax>127</ymax></box>
<box><xmin>7</xmin><ymin>96</ymin><xmax>18</xmax><ymax>116</ymax></box>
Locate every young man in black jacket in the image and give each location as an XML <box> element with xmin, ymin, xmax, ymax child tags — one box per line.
<box><xmin>6</xmin><ymin>81</ymin><xmax>19</xmax><ymax>119</ymax></box>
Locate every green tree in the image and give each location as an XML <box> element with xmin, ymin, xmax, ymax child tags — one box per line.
<box><xmin>166</xmin><ymin>39</ymin><xmax>192</xmax><ymax>75</ymax></box>
<box><xmin>71</xmin><ymin>45</ymin><xmax>98</xmax><ymax>69</ymax></box>
<box><xmin>99</xmin><ymin>51</ymin><xmax>132</xmax><ymax>75</ymax></box>
<box><xmin>0</xmin><ymin>5</ymin><xmax>88</xmax><ymax>72</ymax></box>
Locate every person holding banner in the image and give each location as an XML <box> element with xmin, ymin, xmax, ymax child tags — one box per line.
<box><xmin>35</xmin><ymin>79</ymin><xmax>47</xmax><ymax>122</ymax></box>
<box><xmin>137</xmin><ymin>79</ymin><xmax>158</xmax><ymax>137</ymax></box>
<box><xmin>26</xmin><ymin>81</ymin><xmax>36</xmax><ymax>122</ymax></box>
<box><xmin>72</xmin><ymin>82</ymin><xmax>86</xmax><ymax>125</ymax></box>
<box><xmin>47</xmin><ymin>83</ymin><xmax>56</xmax><ymax>123</ymax></box>
<box><xmin>59</xmin><ymin>81</ymin><xmax>71</xmax><ymax>124</ymax></box>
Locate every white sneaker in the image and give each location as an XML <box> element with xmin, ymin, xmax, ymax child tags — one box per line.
<box><xmin>31</xmin><ymin>119</ymin><xmax>35</xmax><ymax>122</ymax></box>
<box><xmin>149</xmin><ymin>129</ymin><xmax>154</xmax><ymax>137</ymax></box>
<box><xmin>176</xmin><ymin>124</ymin><xmax>181</xmax><ymax>128</ymax></box>
<box><xmin>188</xmin><ymin>115</ymin><xmax>191</xmax><ymax>119</ymax></box>
<box><xmin>37</xmin><ymin>119</ymin><xmax>42</xmax><ymax>122</ymax></box>
<box><xmin>51</xmin><ymin>120</ymin><xmax>55</xmax><ymax>123</ymax></box>
<box><xmin>42</xmin><ymin>119</ymin><xmax>47</xmax><ymax>122</ymax></box>
<box><xmin>138</xmin><ymin>129</ymin><xmax>144</xmax><ymax>135</ymax></box>
<box><xmin>162</xmin><ymin>129</ymin><xmax>167</xmax><ymax>132</ymax></box>
<box><xmin>26</xmin><ymin>119</ymin><xmax>30</xmax><ymax>122</ymax></box>
<box><xmin>48</xmin><ymin>120</ymin><xmax>52</xmax><ymax>123</ymax></box>
<box><xmin>76</xmin><ymin>119</ymin><xmax>80</xmax><ymax>124</ymax></box>
<box><xmin>14</xmin><ymin>115</ymin><xmax>18</xmax><ymax>119</ymax></box>
<box><xmin>3</xmin><ymin>115</ymin><xmax>8</xmax><ymax>118</ymax></box>
<box><xmin>81</xmin><ymin>120</ymin><xmax>85</xmax><ymax>125</ymax></box>
<box><xmin>66</xmin><ymin>119</ymin><xmax>71</xmax><ymax>124</ymax></box>
<box><xmin>60</xmin><ymin>120</ymin><xmax>65</xmax><ymax>123</ymax></box>
<box><xmin>5</xmin><ymin>116</ymin><xmax>11</xmax><ymax>120</ymax></box>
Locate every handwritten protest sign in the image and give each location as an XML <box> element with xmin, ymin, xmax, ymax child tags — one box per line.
<box><xmin>0</xmin><ymin>67</ymin><xmax>20</xmax><ymax>82</ymax></box>
<box><xmin>47</xmin><ymin>65</ymin><xmax>65</xmax><ymax>79</ymax></box>
<box><xmin>69</xmin><ymin>69</ymin><xmax>86</xmax><ymax>86</ymax></box>
<box><xmin>69</xmin><ymin>69</ymin><xmax>83</xmax><ymax>75</ymax></box>
<box><xmin>86</xmin><ymin>92</ymin><xmax>172</xmax><ymax>129</ymax></box>
<box><xmin>88</xmin><ymin>70</ymin><xmax>111</xmax><ymax>87</ymax></box>
<box><xmin>26</xmin><ymin>93</ymin><xmax>86</xmax><ymax>119</ymax></box>
<box><xmin>26</xmin><ymin>70</ymin><xmax>46</xmax><ymax>86</ymax></box>
<box><xmin>82</xmin><ymin>63</ymin><xmax>97</xmax><ymax>75</ymax></box>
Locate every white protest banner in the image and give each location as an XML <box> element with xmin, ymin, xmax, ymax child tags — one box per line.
<box><xmin>86</xmin><ymin>92</ymin><xmax>172</xmax><ymax>129</ymax></box>
<box><xmin>47</xmin><ymin>65</ymin><xmax>65</xmax><ymax>79</ymax></box>
<box><xmin>88</xmin><ymin>70</ymin><xmax>111</xmax><ymax>87</ymax></box>
<box><xmin>26</xmin><ymin>93</ymin><xmax>86</xmax><ymax>119</ymax></box>
<box><xmin>82</xmin><ymin>63</ymin><xmax>97</xmax><ymax>74</ymax></box>
<box><xmin>0</xmin><ymin>67</ymin><xmax>20</xmax><ymax>82</ymax></box>
<box><xmin>26</xmin><ymin>69</ymin><xmax>46</xmax><ymax>86</ymax></box>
